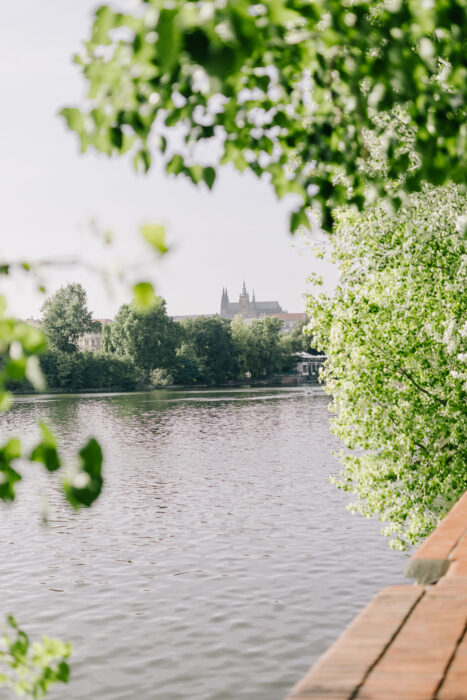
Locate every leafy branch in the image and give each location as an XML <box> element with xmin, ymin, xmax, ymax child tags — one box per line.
<box><xmin>0</xmin><ymin>616</ymin><xmax>71</xmax><ymax>699</ymax></box>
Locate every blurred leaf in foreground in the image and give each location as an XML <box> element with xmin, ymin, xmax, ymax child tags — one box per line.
<box><xmin>0</xmin><ymin>615</ymin><xmax>71</xmax><ymax>699</ymax></box>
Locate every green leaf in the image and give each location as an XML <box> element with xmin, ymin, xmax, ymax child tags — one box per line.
<box><xmin>140</xmin><ymin>224</ymin><xmax>169</xmax><ymax>254</ymax></box>
<box><xmin>5</xmin><ymin>438</ymin><xmax>21</xmax><ymax>461</ymax></box>
<box><xmin>30</xmin><ymin>422</ymin><xmax>61</xmax><ymax>472</ymax></box>
<box><xmin>185</xmin><ymin>164</ymin><xmax>203</xmax><ymax>184</ymax></box>
<box><xmin>133</xmin><ymin>149</ymin><xmax>151</xmax><ymax>173</ymax></box>
<box><xmin>0</xmin><ymin>392</ymin><xmax>12</xmax><ymax>412</ymax></box>
<box><xmin>166</xmin><ymin>154</ymin><xmax>185</xmax><ymax>175</ymax></box>
<box><xmin>157</xmin><ymin>9</ymin><xmax>181</xmax><ymax>73</ymax></box>
<box><xmin>5</xmin><ymin>358</ymin><xmax>27</xmax><ymax>381</ymax></box>
<box><xmin>60</xmin><ymin>108</ymin><xmax>84</xmax><ymax>134</ymax></box>
<box><xmin>0</xmin><ymin>438</ymin><xmax>22</xmax><ymax>502</ymax></box>
<box><xmin>132</xmin><ymin>282</ymin><xmax>157</xmax><ymax>310</ymax></box>
<box><xmin>202</xmin><ymin>166</ymin><xmax>216</xmax><ymax>189</ymax></box>
<box><xmin>56</xmin><ymin>661</ymin><xmax>70</xmax><ymax>683</ymax></box>
<box><xmin>7</xmin><ymin>615</ymin><xmax>18</xmax><ymax>629</ymax></box>
<box><xmin>63</xmin><ymin>438</ymin><xmax>103</xmax><ymax>508</ymax></box>
<box><xmin>91</xmin><ymin>5</ymin><xmax>116</xmax><ymax>45</ymax></box>
<box><xmin>18</xmin><ymin>324</ymin><xmax>47</xmax><ymax>354</ymax></box>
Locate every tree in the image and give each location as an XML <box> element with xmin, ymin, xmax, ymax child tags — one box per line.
<box><xmin>230</xmin><ymin>316</ymin><xmax>253</xmax><ymax>379</ymax></box>
<box><xmin>103</xmin><ymin>299</ymin><xmax>180</xmax><ymax>372</ymax></box>
<box><xmin>178</xmin><ymin>316</ymin><xmax>237</xmax><ymax>385</ymax></box>
<box><xmin>307</xmin><ymin>184</ymin><xmax>467</xmax><ymax>550</ymax></box>
<box><xmin>62</xmin><ymin>0</ymin><xmax>466</xmax><ymax>230</ymax></box>
<box><xmin>171</xmin><ymin>350</ymin><xmax>200</xmax><ymax>385</ymax></box>
<box><xmin>41</xmin><ymin>283</ymin><xmax>93</xmax><ymax>353</ymax></box>
<box><xmin>250</xmin><ymin>316</ymin><xmax>288</xmax><ymax>378</ymax></box>
<box><xmin>286</xmin><ymin>321</ymin><xmax>321</xmax><ymax>355</ymax></box>
<box><xmin>231</xmin><ymin>315</ymin><xmax>291</xmax><ymax>379</ymax></box>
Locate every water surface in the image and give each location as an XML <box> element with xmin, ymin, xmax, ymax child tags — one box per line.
<box><xmin>0</xmin><ymin>388</ymin><xmax>405</xmax><ymax>699</ymax></box>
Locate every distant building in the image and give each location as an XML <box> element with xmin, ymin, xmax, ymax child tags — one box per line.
<box><xmin>77</xmin><ymin>319</ymin><xmax>112</xmax><ymax>353</ymax></box>
<box><xmin>77</xmin><ymin>332</ymin><xmax>103</xmax><ymax>352</ymax></box>
<box><xmin>220</xmin><ymin>282</ymin><xmax>283</xmax><ymax>319</ymax></box>
<box><xmin>220</xmin><ymin>283</ymin><xmax>306</xmax><ymax>331</ymax></box>
<box><xmin>294</xmin><ymin>352</ymin><xmax>326</xmax><ymax>378</ymax></box>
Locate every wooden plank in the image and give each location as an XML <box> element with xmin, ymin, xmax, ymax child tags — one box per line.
<box><xmin>286</xmin><ymin>585</ymin><xmax>424</xmax><ymax>700</ymax></box>
<box><xmin>356</xmin><ymin>584</ymin><xmax>467</xmax><ymax>699</ymax></box>
<box><xmin>437</xmin><ymin>626</ymin><xmax>467</xmax><ymax>700</ymax></box>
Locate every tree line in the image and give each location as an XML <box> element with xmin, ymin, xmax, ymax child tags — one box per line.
<box><xmin>11</xmin><ymin>283</ymin><xmax>317</xmax><ymax>392</ymax></box>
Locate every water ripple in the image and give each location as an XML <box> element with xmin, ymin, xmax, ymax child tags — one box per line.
<box><xmin>0</xmin><ymin>388</ymin><xmax>406</xmax><ymax>700</ymax></box>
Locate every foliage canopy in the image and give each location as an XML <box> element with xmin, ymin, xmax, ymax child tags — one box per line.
<box><xmin>41</xmin><ymin>283</ymin><xmax>93</xmax><ymax>353</ymax></box>
<box><xmin>63</xmin><ymin>0</ymin><xmax>466</xmax><ymax>229</ymax></box>
<box><xmin>37</xmin><ymin>350</ymin><xmax>141</xmax><ymax>392</ymax></box>
<box><xmin>176</xmin><ymin>316</ymin><xmax>238</xmax><ymax>385</ymax></box>
<box><xmin>231</xmin><ymin>315</ymin><xmax>294</xmax><ymax>379</ymax></box>
<box><xmin>102</xmin><ymin>298</ymin><xmax>180</xmax><ymax>371</ymax></box>
<box><xmin>307</xmin><ymin>184</ymin><xmax>467</xmax><ymax>549</ymax></box>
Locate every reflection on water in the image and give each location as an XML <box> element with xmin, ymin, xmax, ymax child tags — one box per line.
<box><xmin>0</xmin><ymin>388</ymin><xmax>405</xmax><ymax>700</ymax></box>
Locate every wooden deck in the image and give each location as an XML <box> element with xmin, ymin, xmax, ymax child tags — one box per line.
<box><xmin>286</xmin><ymin>493</ymin><xmax>467</xmax><ymax>700</ymax></box>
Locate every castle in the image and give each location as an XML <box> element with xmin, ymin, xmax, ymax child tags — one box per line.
<box><xmin>220</xmin><ymin>283</ymin><xmax>283</xmax><ymax>319</ymax></box>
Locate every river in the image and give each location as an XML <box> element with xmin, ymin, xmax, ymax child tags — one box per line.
<box><xmin>0</xmin><ymin>388</ymin><xmax>406</xmax><ymax>700</ymax></box>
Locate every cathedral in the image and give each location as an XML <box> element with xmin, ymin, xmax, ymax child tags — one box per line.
<box><xmin>220</xmin><ymin>283</ymin><xmax>283</xmax><ymax>319</ymax></box>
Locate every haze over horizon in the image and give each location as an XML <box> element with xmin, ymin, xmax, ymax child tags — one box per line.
<box><xmin>0</xmin><ymin>0</ymin><xmax>337</xmax><ymax>321</ymax></box>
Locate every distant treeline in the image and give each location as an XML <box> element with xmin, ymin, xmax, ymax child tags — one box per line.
<box><xmin>11</xmin><ymin>284</ymin><xmax>318</xmax><ymax>392</ymax></box>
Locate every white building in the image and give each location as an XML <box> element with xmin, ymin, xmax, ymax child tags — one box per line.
<box><xmin>77</xmin><ymin>332</ymin><xmax>103</xmax><ymax>352</ymax></box>
<box><xmin>77</xmin><ymin>319</ymin><xmax>111</xmax><ymax>353</ymax></box>
<box><xmin>294</xmin><ymin>352</ymin><xmax>326</xmax><ymax>377</ymax></box>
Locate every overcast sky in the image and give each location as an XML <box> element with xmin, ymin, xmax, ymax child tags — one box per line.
<box><xmin>0</xmin><ymin>0</ymin><xmax>337</xmax><ymax>320</ymax></box>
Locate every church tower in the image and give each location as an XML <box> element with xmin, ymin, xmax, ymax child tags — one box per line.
<box><xmin>220</xmin><ymin>287</ymin><xmax>230</xmax><ymax>316</ymax></box>
<box><xmin>238</xmin><ymin>281</ymin><xmax>251</xmax><ymax>315</ymax></box>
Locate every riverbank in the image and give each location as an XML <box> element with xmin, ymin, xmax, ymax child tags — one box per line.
<box><xmin>11</xmin><ymin>373</ymin><xmax>321</xmax><ymax>395</ymax></box>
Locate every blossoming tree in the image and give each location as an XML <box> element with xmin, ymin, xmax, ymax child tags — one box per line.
<box><xmin>308</xmin><ymin>184</ymin><xmax>466</xmax><ymax>548</ymax></box>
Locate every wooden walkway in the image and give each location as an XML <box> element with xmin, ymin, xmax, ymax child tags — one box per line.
<box><xmin>286</xmin><ymin>493</ymin><xmax>467</xmax><ymax>700</ymax></box>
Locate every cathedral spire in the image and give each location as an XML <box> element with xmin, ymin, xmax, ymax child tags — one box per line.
<box><xmin>242</xmin><ymin>280</ymin><xmax>247</xmax><ymax>296</ymax></box>
<box><xmin>220</xmin><ymin>287</ymin><xmax>230</xmax><ymax>316</ymax></box>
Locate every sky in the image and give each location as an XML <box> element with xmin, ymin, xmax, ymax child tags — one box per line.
<box><xmin>0</xmin><ymin>0</ymin><xmax>337</xmax><ymax>320</ymax></box>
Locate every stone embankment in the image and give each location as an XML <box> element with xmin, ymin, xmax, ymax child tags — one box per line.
<box><xmin>286</xmin><ymin>493</ymin><xmax>467</xmax><ymax>699</ymax></box>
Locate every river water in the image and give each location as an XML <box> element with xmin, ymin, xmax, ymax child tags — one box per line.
<box><xmin>0</xmin><ymin>388</ymin><xmax>406</xmax><ymax>700</ymax></box>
